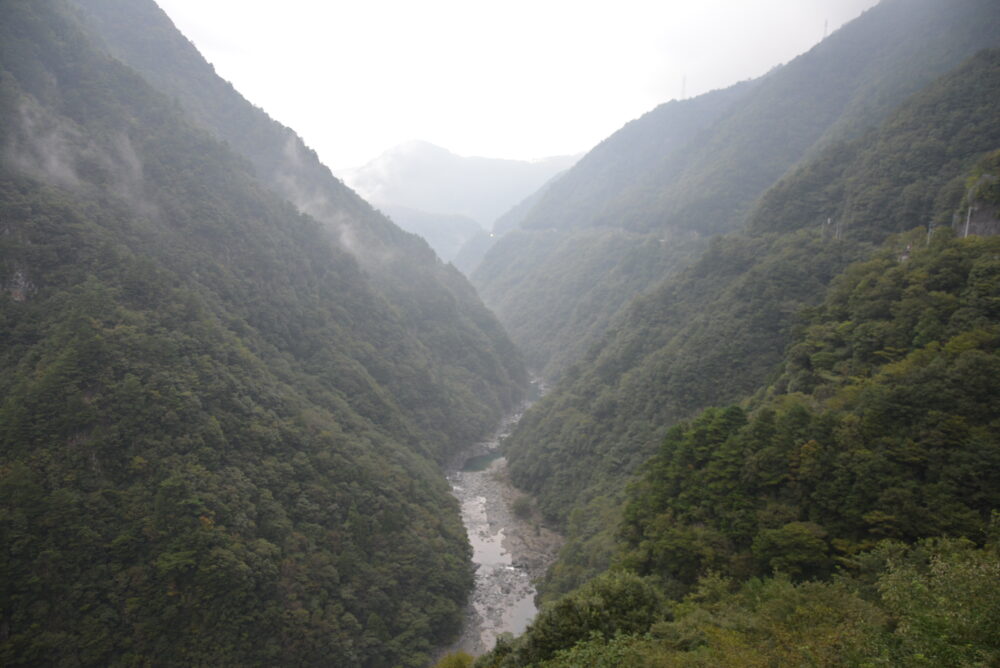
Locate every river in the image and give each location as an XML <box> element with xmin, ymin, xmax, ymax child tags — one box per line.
<box><xmin>442</xmin><ymin>401</ymin><xmax>563</xmax><ymax>657</ymax></box>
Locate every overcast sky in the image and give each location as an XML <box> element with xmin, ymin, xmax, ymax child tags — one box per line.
<box><xmin>155</xmin><ymin>0</ymin><xmax>880</xmax><ymax>172</ymax></box>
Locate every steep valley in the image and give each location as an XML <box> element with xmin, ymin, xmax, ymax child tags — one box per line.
<box><xmin>2</xmin><ymin>1</ymin><xmax>1000</xmax><ymax>667</ymax></box>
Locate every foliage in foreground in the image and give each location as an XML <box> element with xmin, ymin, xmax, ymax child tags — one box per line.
<box><xmin>476</xmin><ymin>539</ymin><xmax>1000</xmax><ymax>667</ymax></box>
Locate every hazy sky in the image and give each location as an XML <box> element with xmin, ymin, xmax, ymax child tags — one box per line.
<box><xmin>155</xmin><ymin>0</ymin><xmax>880</xmax><ymax>172</ymax></box>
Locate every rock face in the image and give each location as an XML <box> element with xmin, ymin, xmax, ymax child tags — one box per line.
<box><xmin>3</xmin><ymin>269</ymin><xmax>33</xmax><ymax>302</ymax></box>
<box><xmin>956</xmin><ymin>202</ymin><xmax>1000</xmax><ymax>238</ymax></box>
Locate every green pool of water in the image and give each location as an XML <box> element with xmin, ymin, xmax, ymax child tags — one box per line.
<box><xmin>461</xmin><ymin>451</ymin><xmax>503</xmax><ymax>472</ymax></box>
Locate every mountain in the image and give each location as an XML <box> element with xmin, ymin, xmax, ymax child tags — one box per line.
<box><xmin>68</xmin><ymin>0</ymin><xmax>527</xmax><ymax>454</ymax></box>
<box><xmin>477</xmin><ymin>225</ymin><xmax>1000</xmax><ymax>667</ymax></box>
<box><xmin>0</xmin><ymin>1</ymin><xmax>527</xmax><ymax>665</ymax></box>
<box><xmin>473</xmin><ymin>50</ymin><xmax>1000</xmax><ymax>668</ymax></box>
<box><xmin>472</xmin><ymin>0</ymin><xmax>1000</xmax><ymax>380</ymax></box>
<box><xmin>340</xmin><ymin>141</ymin><xmax>576</xmax><ymax>268</ymax></box>
<box><xmin>504</xmin><ymin>42</ymin><xmax>1000</xmax><ymax>602</ymax></box>
<box><xmin>343</xmin><ymin>140</ymin><xmax>577</xmax><ymax>228</ymax></box>
<box><xmin>471</xmin><ymin>84</ymin><xmax>750</xmax><ymax>375</ymax></box>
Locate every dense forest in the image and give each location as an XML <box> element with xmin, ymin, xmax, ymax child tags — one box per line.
<box><xmin>67</xmin><ymin>0</ymin><xmax>528</xmax><ymax>449</ymax></box>
<box><xmin>473</xmin><ymin>0</ymin><xmax>1000</xmax><ymax>380</ymax></box>
<box><xmin>503</xmin><ymin>44</ymin><xmax>1000</xmax><ymax>603</ymax></box>
<box><xmin>461</xmin><ymin>40</ymin><xmax>1000</xmax><ymax>668</ymax></box>
<box><xmin>472</xmin><ymin>228</ymin><xmax>1000</xmax><ymax>667</ymax></box>
<box><xmin>0</xmin><ymin>1</ymin><xmax>526</xmax><ymax>665</ymax></box>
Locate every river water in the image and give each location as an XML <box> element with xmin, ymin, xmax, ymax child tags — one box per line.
<box><xmin>442</xmin><ymin>404</ymin><xmax>563</xmax><ymax>657</ymax></box>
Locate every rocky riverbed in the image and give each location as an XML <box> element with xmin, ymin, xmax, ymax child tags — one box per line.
<box><xmin>442</xmin><ymin>412</ymin><xmax>563</xmax><ymax>657</ymax></box>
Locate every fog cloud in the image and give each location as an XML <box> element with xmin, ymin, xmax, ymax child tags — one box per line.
<box><xmin>5</xmin><ymin>97</ymin><xmax>158</xmax><ymax>218</ymax></box>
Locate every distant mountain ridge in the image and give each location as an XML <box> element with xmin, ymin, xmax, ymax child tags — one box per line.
<box><xmin>343</xmin><ymin>140</ymin><xmax>577</xmax><ymax>228</ymax></box>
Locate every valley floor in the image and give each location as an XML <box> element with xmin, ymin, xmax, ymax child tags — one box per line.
<box><xmin>442</xmin><ymin>414</ymin><xmax>563</xmax><ymax>657</ymax></box>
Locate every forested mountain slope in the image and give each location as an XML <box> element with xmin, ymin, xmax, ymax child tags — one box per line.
<box><xmin>473</xmin><ymin>0</ymin><xmax>1000</xmax><ymax>379</ymax></box>
<box><xmin>618</xmin><ymin>232</ymin><xmax>1000</xmax><ymax>590</ymax></box>
<box><xmin>69</xmin><ymin>0</ymin><xmax>527</xmax><ymax>449</ymax></box>
<box><xmin>472</xmin><ymin>85</ymin><xmax>749</xmax><ymax>375</ymax></box>
<box><xmin>473</xmin><ymin>53</ymin><xmax>1000</xmax><ymax>662</ymax></box>
<box><xmin>504</xmin><ymin>47</ymin><xmax>1000</xmax><ymax>600</ymax></box>
<box><xmin>0</xmin><ymin>1</ymin><xmax>524</xmax><ymax>665</ymax></box>
<box><xmin>475</xmin><ymin>227</ymin><xmax>1000</xmax><ymax>667</ymax></box>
